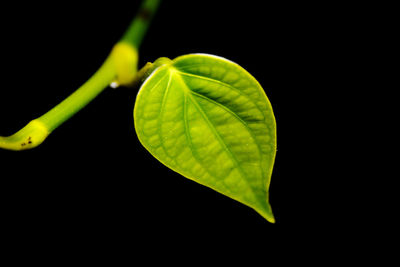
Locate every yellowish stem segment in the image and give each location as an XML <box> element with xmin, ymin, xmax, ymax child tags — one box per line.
<box><xmin>0</xmin><ymin>120</ymin><xmax>49</xmax><ymax>151</ymax></box>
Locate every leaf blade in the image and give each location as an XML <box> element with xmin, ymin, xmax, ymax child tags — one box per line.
<box><xmin>134</xmin><ymin>54</ymin><xmax>276</xmax><ymax>222</ymax></box>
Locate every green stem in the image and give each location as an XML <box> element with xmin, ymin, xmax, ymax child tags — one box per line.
<box><xmin>39</xmin><ymin>56</ymin><xmax>117</xmax><ymax>132</ymax></box>
<box><xmin>0</xmin><ymin>0</ymin><xmax>161</xmax><ymax>151</ymax></box>
<box><xmin>120</xmin><ymin>0</ymin><xmax>161</xmax><ymax>48</ymax></box>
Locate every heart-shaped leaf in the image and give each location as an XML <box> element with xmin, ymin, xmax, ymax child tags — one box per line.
<box><xmin>134</xmin><ymin>54</ymin><xmax>276</xmax><ymax>222</ymax></box>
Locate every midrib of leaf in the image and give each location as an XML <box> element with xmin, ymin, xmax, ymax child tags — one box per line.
<box><xmin>175</xmin><ymin>68</ymin><xmax>270</xmax><ymax>190</ymax></box>
<box><xmin>172</xmin><ymin>69</ymin><xmax>260</xmax><ymax>201</ymax></box>
<box><xmin>188</xmin><ymin>89</ymin><xmax>265</xmax><ymax>180</ymax></box>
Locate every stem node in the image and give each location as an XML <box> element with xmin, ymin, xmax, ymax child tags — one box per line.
<box><xmin>110</xmin><ymin>42</ymin><xmax>138</xmax><ymax>86</ymax></box>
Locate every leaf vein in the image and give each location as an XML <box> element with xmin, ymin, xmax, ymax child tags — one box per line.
<box><xmin>158</xmin><ymin>71</ymin><xmax>173</xmax><ymax>158</ymax></box>
<box><xmin>186</xmin><ymin>90</ymin><xmax>254</xmax><ymax>190</ymax></box>
<box><xmin>183</xmin><ymin>93</ymin><xmax>211</xmax><ymax>178</ymax></box>
<box><xmin>177</xmin><ymin>71</ymin><xmax>265</xmax><ymax>120</ymax></box>
<box><xmin>189</xmin><ymin>90</ymin><xmax>263</xmax><ymax>163</ymax></box>
<box><xmin>175</xmin><ymin>73</ymin><xmax>261</xmax><ymax>197</ymax></box>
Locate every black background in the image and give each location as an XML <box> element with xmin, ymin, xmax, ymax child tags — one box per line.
<box><xmin>0</xmin><ymin>0</ymin><xmax>371</xmax><ymax>262</ymax></box>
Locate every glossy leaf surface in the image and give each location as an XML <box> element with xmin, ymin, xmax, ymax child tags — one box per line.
<box><xmin>134</xmin><ymin>54</ymin><xmax>276</xmax><ymax>222</ymax></box>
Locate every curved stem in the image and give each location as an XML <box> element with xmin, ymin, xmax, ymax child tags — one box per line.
<box><xmin>0</xmin><ymin>0</ymin><xmax>161</xmax><ymax>151</ymax></box>
<box><xmin>40</xmin><ymin>56</ymin><xmax>117</xmax><ymax>132</ymax></box>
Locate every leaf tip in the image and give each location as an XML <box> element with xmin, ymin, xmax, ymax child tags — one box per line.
<box><xmin>254</xmin><ymin>200</ymin><xmax>275</xmax><ymax>223</ymax></box>
<box><xmin>259</xmin><ymin>209</ymin><xmax>276</xmax><ymax>224</ymax></box>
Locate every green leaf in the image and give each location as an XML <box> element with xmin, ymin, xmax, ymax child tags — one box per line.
<box><xmin>134</xmin><ymin>54</ymin><xmax>276</xmax><ymax>222</ymax></box>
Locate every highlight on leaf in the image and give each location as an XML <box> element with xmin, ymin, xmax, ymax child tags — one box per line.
<box><xmin>134</xmin><ymin>54</ymin><xmax>277</xmax><ymax>222</ymax></box>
